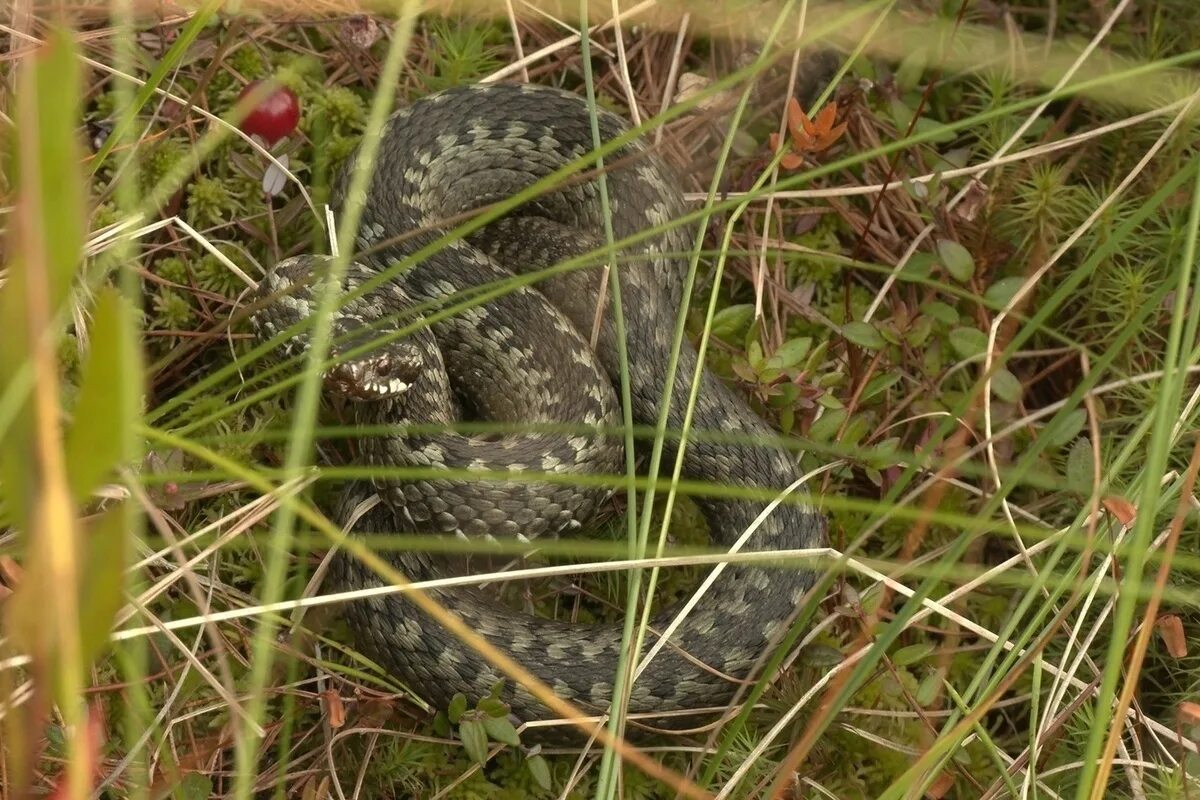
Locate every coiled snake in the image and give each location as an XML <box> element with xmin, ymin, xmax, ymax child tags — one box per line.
<box><xmin>250</xmin><ymin>83</ymin><xmax>827</xmax><ymax>737</ymax></box>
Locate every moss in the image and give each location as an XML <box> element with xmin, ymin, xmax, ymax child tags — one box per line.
<box><xmin>186</xmin><ymin>174</ymin><xmax>248</xmax><ymax>228</ymax></box>
<box><xmin>151</xmin><ymin>287</ymin><xmax>194</xmax><ymax>331</ymax></box>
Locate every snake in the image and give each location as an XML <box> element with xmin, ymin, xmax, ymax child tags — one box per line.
<box><xmin>249</xmin><ymin>82</ymin><xmax>827</xmax><ymax>738</ymax></box>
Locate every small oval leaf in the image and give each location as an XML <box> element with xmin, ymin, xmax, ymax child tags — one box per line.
<box><xmin>527</xmin><ymin>754</ymin><xmax>552</xmax><ymax>791</ymax></box>
<box><xmin>774</xmin><ymin>336</ymin><xmax>812</xmax><ymax>368</ymax></box>
<box><xmin>711</xmin><ymin>304</ymin><xmax>755</xmax><ymax>341</ymax></box>
<box><xmin>989</xmin><ymin>368</ymin><xmax>1023</xmax><ymax>404</ymax></box>
<box><xmin>459</xmin><ymin>719</ymin><xmax>489</xmax><ymax>766</ymax></box>
<box><xmin>482</xmin><ymin>715</ymin><xmax>521</xmax><ymax>746</ymax></box>
<box><xmin>478</xmin><ymin>697</ymin><xmax>509</xmax><ymax>718</ymax></box>
<box><xmin>948</xmin><ymin>327</ymin><xmax>988</xmax><ymax>358</ymax></box>
<box><xmin>1065</xmin><ymin>437</ymin><xmax>1094</xmax><ymax>493</ymax></box>
<box><xmin>447</xmin><ymin>693</ymin><xmax>467</xmax><ymax>724</ymax></box>
<box><xmin>842</xmin><ymin>321</ymin><xmax>886</xmax><ymax>350</ymax></box>
<box><xmin>893</xmin><ymin>642</ymin><xmax>935</xmax><ymax>666</ymax></box>
<box><xmin>985</xmin><ymin>276</ymin><xmax>1025</xmax><ymax>308</ymax></box>
<box><xmin>936</xmin><ymin>239</ymin><xmax>975</xmax><ymax>283</ymax></box>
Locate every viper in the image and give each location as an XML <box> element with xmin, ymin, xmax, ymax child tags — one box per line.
<box><xmin>250</xmin><ymin>82</ymin><xmax>827</xmax><ymax>738</ymax></box>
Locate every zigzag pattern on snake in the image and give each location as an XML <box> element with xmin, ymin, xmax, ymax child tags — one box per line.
<box><xmin>250</xmin><ymin>82</ymin><xmax>827</xmax><ymax>737</ymax></box>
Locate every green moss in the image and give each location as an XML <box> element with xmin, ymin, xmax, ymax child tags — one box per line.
<box><xmin>140</xmin><ymin>138</ymin><xmax>188</xmax><ymax>194</ymax></box>
<box><xmin>154</xmin><ymin>255</ymin><xmax>191</xmax><ymax>285</ymax></box>
<box><xmin>151</xmin><ymin>287</ymin><xmax>194</xmax><ymax>331</ymax></box>
<box><xmin>310</xmin><ymin>85</ymin><xmax>367</xmax><ymax>133</ymax></box>
<box><xmin>423</xmin><ymin>18</ymin><xmax>509</xmax><ymax>92</ymax></box>
<box><xmin>186</xmin><ymin>174</ymin><xmax>248</xmax><ymax>228</ymax></box>
<box><xmin>195</xmin><ymin>248</ymin><xmax>250</xmax><ymax>297</ymax></box>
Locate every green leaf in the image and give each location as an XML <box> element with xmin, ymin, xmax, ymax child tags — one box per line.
<box><xmin>863</xmin><ymin>373</ymin><xmax>902</xmax><ymax>401</ymax></box>
<box><xmin>459</xmin><ymin>719</ymin><xmax>489</xmax><ymax>765</ymax></box>
<box><xmin>804</xmin><ymin>340</ymin><xmax>830</xmax><ymax>371</ymax></box>
<box><xmin>481</xmin><ymin>715</ymin><xmax>521</xmax><ymax>746</ymax></box>
<box><xmin>936</xmin><ymin>239</ymin><xmax>975</xmax><ymax>283</ymax></box>
<box><xmin>920</xmin><ymin>301</ymin><xmax>959</xmax><ymax>326</ymax></box>
<box><xmin>948</xmin><ymin>327</ymin><xmax>988</xmax><ymax>359</ymax></box>
<box><xmin>747</xmin><ymin>339</ymin><xmax>765</xmax><ymax>369</ymax></box>
<box><xmin>842</xmin><ymin>321</ymin><xmax>886</xmax><ymax>350</ymax></box>
<box><xmin>774</xmin><ymin>336</ymin><xmax>812</xmax><ymax>368</ymax></box>
<box><xmin>78</xmin><ymin>505</ymin><xmax>130</xmax><ymax>666</ymax></box>
<box><xmin>1046</xmin><ymin>408</ymin><xmax>1087</xmax><ymax>449</ymax></box>
<box><xmin>447</xmin><ymin>693</ymin><xmax>467</xmax><ymax>724</ymax></box>
<box><xmin>817</xmin><ymin>370</ymin><xmax>845</xmax><ymax>389</ymax></box>
<box><xmin>892</xmin><ymin>642</ymin><xmax>935</xmax><ymax>666</ymax></box>
<box><xmin>180</xmin><ymin>772</ymin><xmax>214</xmax><ymax>800</ymax></box>
<box><xmin>889</xmin><ymin>97</ymin><xmax>914</xmax><ymax>131</ymax></box>
<box><xmin>906</xmin><ymin>316</ymin><xmax>934</xmax><ymax>347</ymax></box>
<box><xmin>864</xmin><ymin>467</ymin><xmax>883</xmax><ymax>487</ymax></box>
<box><xmin>710</xmin><ymin>304</ymin><xmax>755</xmax><ymax>341</ymax></box>
<box><xmin>527</xmin><ymin>755</ymin><xmax>552</xmax><ymax>791</ymax></box>
<box><xmin>894</xmin><ymin>48</ymin><xmax>927</xmax><ymax>92</ymax></box>
<box><xmin>916</xmin><ymin>668</ymin><xmax>944</xmax><ymax>707</ymax></box>
<box><xmin>913</xmin><ymin>116</ymin><xmax>957</xmax><ymax>143</ymax></box>
<box><xmin>843</xmin><ymin>417</ymin><xmax>870</xmax><ymax>447</ymax></box>
<box><xmin>984</xmin><ymin>276</ymin><xmax>1025</xmax><ymax>308</ymax></box>
<box><xmin>809</xmin><ymin>408</ymin><xmax>847</xmax><ymax>442</ymax></box>
<box><xmin>478</xmin><ymin>697</ymin><xmax>508</xmax><ymax>718</ymax></box>
<box><xmin>800</xmin><ymin>644</ymin><xmax>845</xmax><ymax>667</ymax></box>
<box><xmin>65</xmin><ymin>289</ymin><xmax>142</xmax><ymax>503</ymax></box>
<box><xmin>989</xmin><ymin>368</ymin><xmax>1023</xmax><ymax>404</ymax></box>
<box><xmin>1065</xmin><ymin>436</ymin><xmax>1095</xmax><ymax>494</ymax></box>
<box><xmin>779</xmin><ymin>405</ymin><xmax>795</xmax><ymax>435</ymax></box>
<box><xmin>902</xmin><ymin>252</ymin><xmax>937</xmax><ymax>280</ymax></box>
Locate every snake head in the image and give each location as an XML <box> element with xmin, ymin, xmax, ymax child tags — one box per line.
<box><xmin>251</xmin><ymin>255</ymin><xmax>436</xmax><ymax>403</ymax></box>
<box><xmin>324</xmin><ymin>335</ymin><xmax>426</xmax><ymax>402</ymax></box>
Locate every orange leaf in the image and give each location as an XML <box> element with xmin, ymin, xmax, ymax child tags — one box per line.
<box><xmin>780</xmin><ymin>151</ymin><xmax>806</xmax><ymax>170</ymax></box>
<box><xmin>924</xmin><ymin>772</ymin><xmax>955</xmax><ymax>799</ymax></box>
<box><xmin>810</xmin><ymin>102</ymin><xmax>838</xmax><ymax>137</ymax></box>
<box><xmin>322</xmin><ymin>689</ymin><xmax>346</xmax><ymax>729</ymax></box>
<box><xmin>784</xmin><ymin>96</ymin><xmax>808</xmax><ymax>146</ymax></box>
<box><xmin>824</xmin><ymin>121</ymin><xmax>849</xmax><ymax>146</ymax></box>
<box><xmin>1180</xmin><ymin>701</ymin><xmax>1200</xmax><ymax>726</ymax></box>
<box><xmin>1101</xmin><ymin>495</ymin><xmax>1137</xmax><ymax>526</ymax></box>
<box><xmin>1157</xmin><ymin>614</ymin><xmax>1188</xmax><ymax>658</ymax></box>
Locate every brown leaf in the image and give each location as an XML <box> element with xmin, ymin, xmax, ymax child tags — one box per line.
<box><xmin>1179</xmin><ymin>701</ymin><xmax>1200</xmax><ymax>726</ymax></box>
<box><xmin>1157</xmin><ymin>614</ymin><xmax>1188</xmax><ymax>658</ymax></box>
<box><xmin>322</xmin><ymin>689</ymin><xmax>346</xmax><ymax>729</ymax></box>
<box><xmin>924</xmin><ymin>772</ymin><xmax>955</xmax><ymax>799</ymax></box>
<box><xmin>1101</xmin><ymin>495</ymin><xmax>1137</xmax><ymax>526</ymax></box>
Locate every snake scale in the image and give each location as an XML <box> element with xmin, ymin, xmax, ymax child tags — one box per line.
<box><xmin>250</xmin><ymin>82</ymin><xmax>827</xmax><ymax>737</ymax></box>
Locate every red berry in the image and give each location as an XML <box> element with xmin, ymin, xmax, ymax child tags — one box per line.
<box><xmin>238</xmin><ymin>80</ymin><xmax>300</xmax><ymax>145</ymax></box>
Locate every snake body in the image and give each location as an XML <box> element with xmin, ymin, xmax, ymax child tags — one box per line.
<box><xmin>251</xmin><ymin>83</ymin><xmax>826</xmax><ymax>735</ymax></box>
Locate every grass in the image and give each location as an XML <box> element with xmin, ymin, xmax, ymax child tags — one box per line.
<box><xmin>2</xmin><ymin>1</ymin><xmax>1200</xmax><ymax>798</ymax></box>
